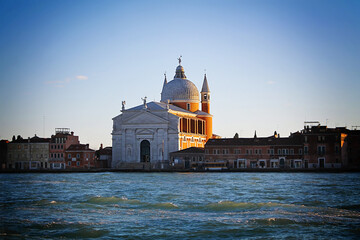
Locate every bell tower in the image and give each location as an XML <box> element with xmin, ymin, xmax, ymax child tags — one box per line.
<box><xmin>201</xmin><ymin>74</ymin><xmax>210</xmax><ymax>114</ymax></box>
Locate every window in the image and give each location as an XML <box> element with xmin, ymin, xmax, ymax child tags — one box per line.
<box><xmin>234</xmin><ymin>149</ymin><xmax>241</xmax><ymax>154</ymax></box>
<box><xmin>282</xmin><ymin>149</ymin><xmax>286</xmax><ymax>155</ymax></box>
<box><xmin>68</xmin><ymin>154</ymin><xmax>71</xmax><ymax>159</ymax></box>
<box><xmin>76</xmin><ymin>154</ymin><xmax>80</xmax><ymax>158</ymax></box>
<box><xmin>290</xmin><ymin>149</ymin><xmax>294</xmax><ymax>155</ymax></box>
<box><xmin>61</xmin><ymin>145</ymin><xmax>63</xmax><ymax>149</ymax></box>
<box><xmin>259</xmin><ymin>149</ymin><xmax>262</xmax><ymax>155</ymax></box>
<box><xmin>278</xmin><ymin>149</ymin><xmax>281</xmax><ymax>155</ymax></box>
<box><xmin>76</xmin><ymin>162</ymin><xmax>80</xmax><ymax>166</ymax></box>
<box><xmin>212</xmin><ymin>149</ymin><xmax>220</xmax><ymax>154</ymax></box>
<box><xmin>304</xmin><ymin>136</ymin><xmax>308</xmax><ymax>143</ymax></box>
<box><xmin>205</xmin><ymin>149</ymin><xmax>209</xmax><ymax>154</ymax></box>
<box><xmin>222</xmin><ymin>149</ymin><xmax>229</xmax><ymax>154</ymax></box>
<box><xmin>187</xmin><ymin>103</ymin><xmax>190</xmax><ymax>110</ymax></box>
<box><xmin>299</xmin><ymin>149</ymin><xmax>303</xmax><ymax>155</ymax></box>
<box><xmin>255</xmin><ymin>149</ymin><xmax>258</xmax><ymax>154</ymax></box>
<box><xmin>61</xmin><ymin>153</ymin><xmax>63</xmax><ymax>158</ymax></box>
<box><xmin>68</xmin><ymin>161</ymin><xmax>71</xmax><ymax>166</ymax></box>
<box><xmin>304</xmin><ymin>146</ymin><xmax>308</xmax><ymax>154</ymax></box>
<box><xmin>317</xmin><ymin>146</ymin><xmax>326</xmax><ymax>155</ymax></box>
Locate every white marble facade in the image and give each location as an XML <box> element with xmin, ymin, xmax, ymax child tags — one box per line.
<box><xmin>112</xmin><ymin>102</ymin><xmax>182</xmax><ymax>168</ymax></box>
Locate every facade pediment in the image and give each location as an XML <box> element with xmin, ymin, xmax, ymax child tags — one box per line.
<box><xmin>136</xmin><ymin>129</ymin><xmax>155</xmax><ymax>135</ymax></box>
<box><xmin>122</xmin><ymin>111</ymin><xmax>168</xmax><ymax>125</ymax></box>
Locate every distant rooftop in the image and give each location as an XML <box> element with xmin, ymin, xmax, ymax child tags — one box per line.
<box><xmin>55</xmin><ymin>128</ymin><xmax>70</xmax><ymax>134</ymax></box>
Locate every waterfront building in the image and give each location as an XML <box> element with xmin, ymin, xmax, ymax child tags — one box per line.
<box><xmin>7</xmin><ymin>135</ymin><xmax>50</xmax><ymax>169</ymax></box>
<box><xmin>302</xmin><ymin>125</ymin><xmax>345</xmax><ymax>168</ymax></box>
<box><xmin>344</xmin><ymin>129</ymin><xmax>360</xmax><ymax>168</ymax></box>
<box><xmin>95</xmin><ymin>144</ymin><xmax>112</xmax><ymax>168</ymax></box>
<box><xmin>49</xmin><ymin>128</ymin><xmax>80</xmax><ymax>169</ymax></box>
<box><xmin>0</xmin><ymin>140</ymin><xmax>9</xmax><ymax>169</ymax></box>
<box><xmin>169</xmin><ymin>147</ymin><xmax>204</xmax><ymax>169</ymax></box>
<box><xmin>204</xmin><ymin>132</ymin><xmax>304</xmax><ymax>169</ymax></box>
<box><xmin>112</xmin><ymin>59</ymin><xmax>214</xmax><ymax>169</ymax></box>
<box><xmin>65</xmin><ymin>144</ymin><xmax>95</xmax><ymax>169</ymax></box>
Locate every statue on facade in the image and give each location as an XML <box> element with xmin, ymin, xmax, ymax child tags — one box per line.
<box><xmin>121</xmin><ymin>101</ymin><xmax>126</xmax><ymax>111</ymax></box>
<box><xmin>141</xmin><ymin>96</ymin><xmax>147</xmax><ymax>108</ymax></box>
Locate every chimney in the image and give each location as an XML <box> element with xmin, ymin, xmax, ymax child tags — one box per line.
<box><xmin>100</xmin><ymin>144</ymin><xmax>103</xmax><ymax>150</ymax></box>
<box><xmin>86</xmin><ymin>144</ymin><xmax>89</xmax><ymax>149</ymax></box>
<box><xmin>71</xmin><ymin>131</ymin><xmax>74</xmax><ymax>136</ymax></box>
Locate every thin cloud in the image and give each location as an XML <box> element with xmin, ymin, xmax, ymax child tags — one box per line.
<box><xmin>267</xmin><ymin>80</ymin><xmax>276</xmax><ymax>85</ymax></box>
<box><xmin>76</xmin><ymin>75</ymin><xmax>88</xmax><ymax>80</ymax></box>
<box><xmin>44</xmin><ymin>75</ymin><xmax>89</xmax><ymax>87</ymax></box>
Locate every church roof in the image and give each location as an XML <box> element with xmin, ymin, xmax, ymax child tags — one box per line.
<box><xmin>194</xmin><ymin>110</ymin><xmax>212</xmax><ymax>116</ymax></box>
<box><xmin>126</xmin><ymin>101</ymin><xmax>193</xmax><ymax>114</ymax></box>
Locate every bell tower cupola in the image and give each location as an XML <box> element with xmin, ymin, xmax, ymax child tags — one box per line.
<box><xmin>201</xmin><ymin>73</ymin><xmax>210</xmax><ymax>114</ymax></box>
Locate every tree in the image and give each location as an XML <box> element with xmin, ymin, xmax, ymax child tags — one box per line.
<box><xmin>12</xmin><ymin>135</ymin><xmax>16</xmax><ymax>141</ymax></box>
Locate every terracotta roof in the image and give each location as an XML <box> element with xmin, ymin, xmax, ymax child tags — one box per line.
<box><xmin>66</xmin><ymin>144</ymin><xmax>94</xmax><ymax>151</ymax></box>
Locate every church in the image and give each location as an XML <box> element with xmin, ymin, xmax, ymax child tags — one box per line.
<box><xmin>112</xmin><ymin>58</ymin><xmax>213</xmax><ymax>168</ymax></box>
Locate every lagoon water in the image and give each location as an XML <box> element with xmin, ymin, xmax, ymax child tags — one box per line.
<box><xmin>1</xmin><ymin>172</ymin><xmax>360</xmax><ymax>239</ymax></box>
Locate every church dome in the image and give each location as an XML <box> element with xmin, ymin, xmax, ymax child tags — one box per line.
<box><xmin>161</xmin><ymin>64</ymin><xmax>200</xmax><ymax>103</ymax></box>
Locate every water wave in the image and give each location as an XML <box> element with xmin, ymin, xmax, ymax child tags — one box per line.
<box><xmin>86</xmin><ymin>196</ymin><xmax>141</xmax><ymax>205</ymax></box>
<box><xmin>201</xmin><ymin>201</ymin><xmax>298</xmax><ymax>211</ymax></box>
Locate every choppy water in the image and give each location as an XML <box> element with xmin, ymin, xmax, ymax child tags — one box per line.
<box><xmin>1</xmin><ymin>173</ymin><xmax>360</xmax><ymax>239</ymax></box>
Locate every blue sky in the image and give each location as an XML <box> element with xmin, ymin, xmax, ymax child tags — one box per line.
<box><xmin>0</xmin><ymin>0</ymin><xmax>359</xmax><ymax>149</ymax></box>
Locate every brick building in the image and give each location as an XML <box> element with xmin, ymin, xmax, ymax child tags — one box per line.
<box><xmin>49</xmin><ymin>128</ymin><xmax>80</xmax><ymax>169</ymax></box>
<box><xmin>302</xmin><ymin>125</ymin><xmax>346</xmax><ymax>168</ymax></box>
<box><xmin>204</xmin><ymin>132</ymin><xmax>304</xmax><ymax>169</ymax></box>
<box><xmin>65</xmin><ymin>144</ymin><xmax>95</xmax><ymax>169</ymax></box>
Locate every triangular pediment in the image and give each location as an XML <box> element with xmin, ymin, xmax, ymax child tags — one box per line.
<box><xmin>123</xmin><ymin>110</ymin><xmax>168</xmax><ymax>125</ymax></box>
<box><xmin>136</xmin><ymin>129</ymin><xmax>155</xmax><ymax>135</ymax></box>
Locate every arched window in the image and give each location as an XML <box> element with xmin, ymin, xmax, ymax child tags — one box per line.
<box><xmin>187</xmin><ymin>103</ymin><xmax>190</xmax><ymax>110</ymax></box>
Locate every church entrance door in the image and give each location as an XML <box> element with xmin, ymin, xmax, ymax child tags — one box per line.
<box><xmin>140</xmin><ymin>140</ymin><xmax>150</xmax><ymax>162</ymax></box>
